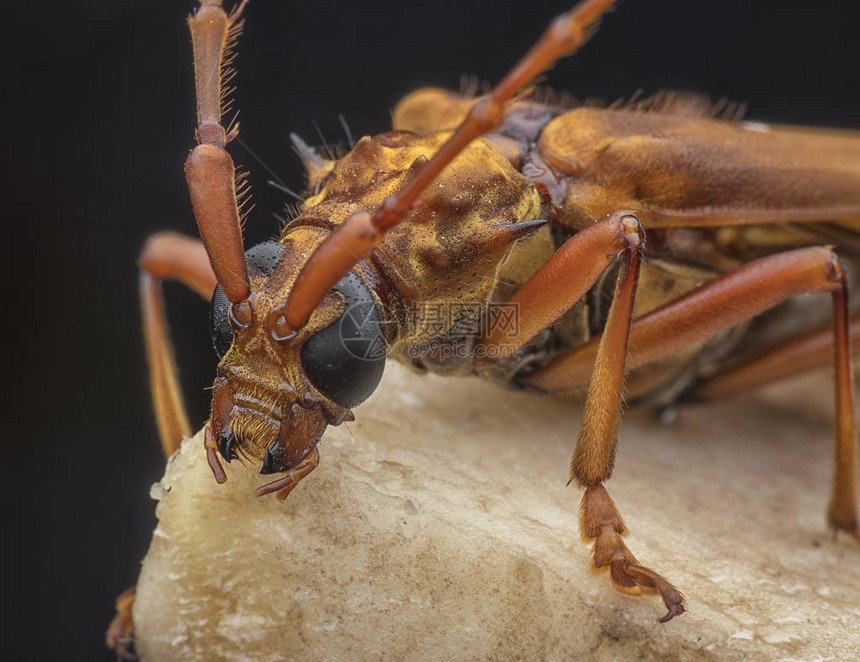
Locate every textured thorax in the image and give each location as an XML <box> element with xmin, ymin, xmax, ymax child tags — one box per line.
<box><xmin>293</xmin><ymin>130</ymin><xmax>544</xmax><ymax>373</ymax></box>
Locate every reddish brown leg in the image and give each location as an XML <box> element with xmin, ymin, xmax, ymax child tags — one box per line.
<box><xmin>285</xmin><ymin>0</ymin><xmax>616</xmax><ymax>328</ymax></box>
<box><xmin>139</xmin><ymin>232</ymin><xmax>217</xmax><ymax>456</ymax></box>
<box><xmin>525</xmin><ymin>247</ymin><xmax>849</xmax><ymax>390</ymax></box>
<box><xmin>523</xmin><ymin>247</ymin><xmax>858</xmax><ymax>540</ymax></box>
<box><xmin>478</xmin><ymin>211</ymin><xmax>686</xmax><ymax>620</ymax></box>
<box><xmin>691</xmin><ymin>312</ymin><xmax>860</xmax><ymax>401</ymax></box>
<box><xmin>477</xmin><ymin>211</ymin><xmax>643</xmax><ymax>354</ymax></box>
<box><xmin>827</xmin><ymin>281</ymin><xmax>858</xmax><ymax>538</ymax></box>
<box><xmin>105</xmin><ymin>586</ymin><xmax>137</xmax><ymax>660</ymax></box>
<box><xmin>570</xmin><ymin>215</ymin><xmax>686</xmax><ymax>621</ymax></box>
<box><xmin>117</xmin><ymin>233</ymin><xmax>218</xmax><ymax>660</ymax></box>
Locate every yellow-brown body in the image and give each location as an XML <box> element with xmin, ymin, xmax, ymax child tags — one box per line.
<box><xmin>281</xmin><ymin>88</ymin><xmax>860</xmax><ymax>405</ymax></box>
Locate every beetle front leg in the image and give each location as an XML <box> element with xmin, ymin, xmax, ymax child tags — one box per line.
<box><xmin>107</xmin><ymin>233</ymin><xmax>218</xmax><ymax>660</ymax></box>
<box><xmin>139</xmin><ymin>232</ymin><xmax>217</xmax><ymax>456</ymax></box>
<box><xmin>562</xmin><ymin>215</ymin><xmax>686</xmax><ymax>621</ymax></box>
<box><xmin>477</xmin><ymin>210</ymin><xmax>686</xmax><ymax>621</ymax></box>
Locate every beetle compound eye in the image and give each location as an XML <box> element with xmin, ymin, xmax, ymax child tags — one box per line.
<box><xmin>209</xmin><ymin>284</ymin><xmax>233</xmax><ymax>358</ymax></box>
<box><xmin>300</xmin><ymin>271</ymin><xmax>386</xmax><ymax>408</ymax></box>
<box><xmin>244</xmin><ymin>241</ymin><xmax>285</xmax><ymax>277</ymax></box>
<box><xmin>209</xmin><ymin>241</ymin><xmax>287</xmax><ymax>358</ymax></box>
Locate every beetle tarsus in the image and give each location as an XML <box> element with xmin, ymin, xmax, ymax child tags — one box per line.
<box><xmin>580</xmin><ymin>485</ymin><xmax>687</xmax><ymax>621</ymax></box>
<box><xmin>106</xmin><ymin>586</ymin><xmax>138</xmax><ymax>661</ymax></box>
<box><xmin>659</xmin><ymin>601</ymin><xmax>687</xmax><ymax>624</ymax></box>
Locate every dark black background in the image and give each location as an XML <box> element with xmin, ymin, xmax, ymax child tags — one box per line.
<box><xmin>3</xmin><ymin>0</ymin><xmax>858</xmax><ymax>659</ymax></box>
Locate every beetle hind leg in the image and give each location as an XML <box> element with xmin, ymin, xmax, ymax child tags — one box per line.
<box><xmin>690</xmin><ymin>310</ymin><xmax>860</xmax><ymax>542</ymax></box>
<box><xmin>581</xmin><ymin>486</ymin><xmax>686</xmax><ymax>622</ymax></box>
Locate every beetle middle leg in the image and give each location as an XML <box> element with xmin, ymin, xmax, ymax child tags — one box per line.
<box><xmin>138</xmin><ymin>232</ymin><xmax>217</xmax><ymax>455</ymax></box>
<box><xmin>522</xmin><ymin>246</ymin><xmax>858</xmax><ymax>541</ymax></box>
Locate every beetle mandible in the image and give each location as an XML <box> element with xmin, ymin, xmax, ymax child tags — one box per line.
<box><xmin>110</xmin><ymin>0</ymin><xmax>860</xmax><ymax>649</ymax></box>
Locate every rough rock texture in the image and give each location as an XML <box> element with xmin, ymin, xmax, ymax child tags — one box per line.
<box><xmin>133</xmin><ymin>363</ymin><xmax>860</xmax><ymax>661</ymax></box>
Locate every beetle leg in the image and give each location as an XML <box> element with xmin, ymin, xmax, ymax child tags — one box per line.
<box><xmin>582</xmin><ymin>486</ymin><xmax>686</xmax><ymax>622</ymax></box>
<box><xmin>566</xmin><ymin>218</ymin><xmax>686</xmax><ymax>621</ymax></box>
<box><xmin>690</xmin><ymin>312</ymin><xmax>860</xmax><ymax>401</ymax></box>
<box><xmin>139</xmin><ymin>232</ymin><xmax>217</xmax><ymax>456</ymax></box>
<box><xmin>524</xmin><ymin>247</ymin><xmax>858</xmax><ymax>540</ymax></box>
<box><xmin>116</xmin><ymin>234</ymin><xmax>217</xmax><ymax>662</ymax></box>
<box><xmin>105</xmin><ymin>585</ymin><xmax>137</xmax><ymax>660</ymax></box>
<box><xmin>477</xmin><ymin>210</ymin><xmax>688</xmax><ymax>619</ymax></box>
<box><xmin>476</xmin><ymin>210</ymin><xmax>644</xmax><ymax>357</ymax></box>
<box><xmin>524</xmin><ymin>247</ymin><xmax>850</xmax><ymax>391</ymax></box>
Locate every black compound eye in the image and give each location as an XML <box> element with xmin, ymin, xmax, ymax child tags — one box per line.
<box><xmin>300</xmin><ymin>271</ymin><xmax>386</xmax><ymax>409</ymax></box>
<box><xmin>243</xmin><ymin>241</ymin><xmax>285</xmax><ymax>277</ymax></box>
<box><xmin>209</xmin><ymin>241</ymin><xmax>286</xmax><ymax>358</ymax></box>
<box><xmin>210</xmin><ymin>284</ymin><xmax>233</xmax><ymax>358</ymax></box>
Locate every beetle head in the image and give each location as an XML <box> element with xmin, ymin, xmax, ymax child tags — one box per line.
<box><xmin>205</xmin><ymin>239</ymin><xmax>386</xmax><ymax>486</ymax></box>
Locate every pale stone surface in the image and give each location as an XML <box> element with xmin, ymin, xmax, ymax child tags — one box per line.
<box><xmin>133</xmin><ymin>362</ymin><xmax>860</xmax><ymax>661</ymax></box>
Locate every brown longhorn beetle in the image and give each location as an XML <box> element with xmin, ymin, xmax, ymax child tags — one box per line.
<box><xmin>108</xmin><ymin>0</ymin><xmax>860</xmax><ymax>653</ymax></box>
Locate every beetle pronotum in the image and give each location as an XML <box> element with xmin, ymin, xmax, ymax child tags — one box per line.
<box><xmin>108</xmin><ymin>0</ymin><xmax>859</xmax><ymax>653</ymax></box>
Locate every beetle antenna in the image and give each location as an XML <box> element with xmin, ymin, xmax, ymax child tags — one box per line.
<box><xmin>285</xmin><ymin>0</ymin><xmax>617</xmax><ymax>329</ymax></box>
